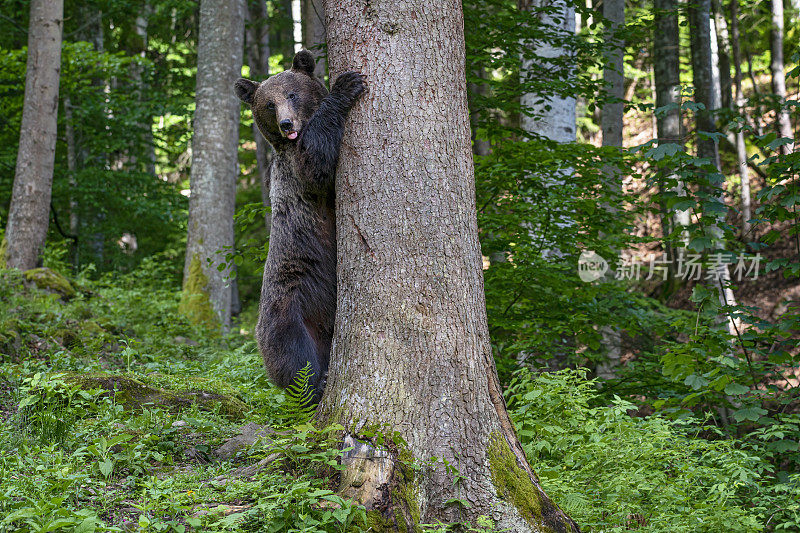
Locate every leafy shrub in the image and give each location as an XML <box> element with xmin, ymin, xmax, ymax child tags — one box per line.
<box><xmin>507</xmin><ymin>368</ymin><xmax>774</xmax><ymax>531</ymax></box>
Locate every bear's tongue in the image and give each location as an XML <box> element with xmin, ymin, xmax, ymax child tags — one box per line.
<box><xmin>287</xmin><ymin>131</ymin><xmax>298</xmax><ymax>140</ymax></box>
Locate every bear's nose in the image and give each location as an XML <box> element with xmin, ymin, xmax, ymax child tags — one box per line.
<box><xmin>279</xmin><ymin>119</ymin><xmax>293</xmax><ymax>132</ymax></box>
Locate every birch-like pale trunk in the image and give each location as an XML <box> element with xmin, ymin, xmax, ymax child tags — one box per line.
<box><xmin>182</xmin><ymin>0</ymin><xmax>245</xmax><ymax>329</ymax></box>
<box><xmin>729</xmin><ymin>0</ymin><xmax>752</xmax><ymax>236</ymax></box>
<box><xmin>712</xmin><ymin>0</ymin><xmax>732</xmax><ymax>109</ymax></box>
<box><xmin>319</xmin><ymin>0</ymin><xmax>578</xmax><ymax>530</ymax></box>
<box><xmin>519</xmin><ymin>0</ymin><xmax>576</xmax><ymax>261</ymax></box>
<box><xmin>519</xmin><ymin>0</ymin><xmax>576</xmax><ymax>144</ymax></box>
<box><xmin>770</xmin><ymin>0</ymin><xmax>794</xmax><ymax>154</ymax></box>
<box><xmin>4</xmin><ymin>0</ymin><xmax>64</xmax><ymax>270</ymax></box>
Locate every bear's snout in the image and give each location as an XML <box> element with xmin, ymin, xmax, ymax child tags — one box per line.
<box><xmin>279</xmin><ymin>119</ymin><xmax>294</xmax><ymax>132</ymax></box>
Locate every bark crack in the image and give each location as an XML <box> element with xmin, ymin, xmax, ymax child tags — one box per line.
<box><xmin>348</xmin><ymin>213</ymin><xmax>376</xmax><ymax>258</ymax></box>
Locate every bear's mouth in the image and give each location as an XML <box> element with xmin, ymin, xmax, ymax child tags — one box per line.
<box><xmin>286</xmin><ymin>130</ymin><xmax>298</xmax><ymax>140</ymax></box>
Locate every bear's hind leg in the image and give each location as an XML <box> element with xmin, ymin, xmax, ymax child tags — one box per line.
<box><xmin>259</xmin><ymin>308</ymin><xmax>325</xmax><ymax>401</ymax></box>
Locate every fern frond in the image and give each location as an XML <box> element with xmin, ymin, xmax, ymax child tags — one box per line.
<box><xmin>280</xmin><ymin>362</ymin><xmax>317</xmax><ymax>425</ymax></box>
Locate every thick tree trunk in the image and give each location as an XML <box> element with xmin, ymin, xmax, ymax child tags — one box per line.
<box><xmin>4</xmin><ymin>0</ymin><xmax>64</xmax><ymax>270</ymax></box>
<box><xmin>245</xmin><ymin>0</ymin><xmax>274</xmax><ymax>231</ymax></box>
<box><xmin>320</xmin><ymin>1</ymin><xmax>578</xmax><ymax>531</ymax></box>
<box><xmin>301</xmin><ymin>0</ymin><xmax>326</xmax><ymax>80</ymax></box>
<box><xmin>770</xmin><ymin>0</ymin><xmax>794</xmax><ymax>154</ymax></box>
<box><xmin>729</xmin><ymin>0</ymin><xmax>751</xmax><ymax>236</ymax></box>
<box><xmin>182</xmin><ymin>0</ymin><xmax>245</xmax><ymax>329</ymax></box>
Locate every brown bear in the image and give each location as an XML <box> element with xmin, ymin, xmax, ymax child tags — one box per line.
<box><xmin>234</xmin><ymin>50</ymin><xmax>365</xmax><ymax>401</ymax></box>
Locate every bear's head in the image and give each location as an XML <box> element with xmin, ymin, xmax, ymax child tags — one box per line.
<box><xmin>235</xmin><ymin>50</ymin><xmax>327</xmax><ymax>148</ymax></box>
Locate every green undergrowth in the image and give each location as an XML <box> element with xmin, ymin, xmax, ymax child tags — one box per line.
<box><xmin>0</xmin><ymin>263</ymin><xmax>368</xmax><ymax>532</ymax></box>
<box><xmin>506</xmin><ymin>368</ymin><xmax>800</xmax><ymax>532</ymax></box>
<box><xmin>2</xmin><ymin>260</ymin><xmax>799</xmax><ymax>532</ymax></box>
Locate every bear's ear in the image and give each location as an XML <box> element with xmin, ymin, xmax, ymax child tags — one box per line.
<box><xmin>234</xmin><ymin>78</ymin><xmax>258</xmax><ymax>104</ymax></box>
<box><xmin>291</xmin><ymin>50</ymin><xmax>316</xmax><ymax>77</ymax></box>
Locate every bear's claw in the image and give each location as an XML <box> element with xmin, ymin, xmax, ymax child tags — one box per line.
<box><xmin>333</xmin><ymin>71</ymin><xmax>366</xmax><ymax>103</ymax></box>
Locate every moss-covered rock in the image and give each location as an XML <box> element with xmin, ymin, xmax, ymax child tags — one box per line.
<box><xmin>62</xmin><ymin>372</ymin><xmax>247</xmax><ymax>419</ymax></box>
<box><xmin>23</xmin><ymin>268</ymin><xmax>76</xmax><ymax>299</ymax></box>
<box><xmin>178</xmin><ymin>254</ymin><xmax>218</xmax><ymax>328</ymax></box>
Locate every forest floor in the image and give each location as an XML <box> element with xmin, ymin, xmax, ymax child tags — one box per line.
<box><xmin>0</xmin><ymin>261</ymin><xmax>797</xmax><ymax>532</ymax></box>
<box><xmin>0</xmin><ymin>265</ymin><xmax>365</xmax><ymax>532</ymax></box>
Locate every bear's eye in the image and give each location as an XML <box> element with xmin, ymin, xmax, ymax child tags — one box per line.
<box><xmin>287</xmin><ymin>92</ymin><xmax>297</xmax><ymax>102</ymax></box>
<box><xmin>265</xmin><ymin>101</ymin><xmax>275</xmax><ymax>110</ymax></box>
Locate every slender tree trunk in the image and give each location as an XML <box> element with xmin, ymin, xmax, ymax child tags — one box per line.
<box><xmin>770</xmin><ymin>0</ymin><xmax>794</xmax><ymax>154</ymax></box>
<box><xmin>653</xmin><ymin>0</ymin><xmax>688</xmax><ymax>279</ymax></box>
<box><xmin>245</xmin><ymin>0</ymin><xmax>274</xmax><ymax>232</ymax></box>
<box><xmin>712</xmin><ymin>0</ymin><xmax>732</xmax><ymax>109</ymax></box>
<box><xmin>64</xmin><ymin>96</ymin><xmax>80</xmax><ymax>268</ymax></box>
<box><xmin>468</xmin><ymin>67</ymin><xmax>492</xmax><ymax>158</ymax></box>
<box><xmin>689</xmin><ymin>0</ymin><xmax>739</xmax><ymax>334</ymax></box>
<box><xmin>601</xmin><ymin>0</ymin><xmax>624</xmax><ymax>149</ymax></box>
<box><xmin>301</xmin><ymin>0</ymin><xmax>326</xmax><ymax>80</ymax></box>
<box><xmin>519</xmin><ymin>0</ymin><xmax>576</xmax><ymax>144</ymax></box>
<box><xmin>3</xmin><ymin>0</ymin><xmax>64</xmax><ymax>270</ymax></box>
<box><xmin>689</xmin><ymin>0</ymin><xmax>720</xmax><ymax>168</ymax></box>
<box><xmin>745</xmin><ymin>50</ymin><xmax>764</xmax><ymax>137</ymax></box>
<box><xmin>277</xmin><ymin>0</ymin><xmax>296</xmax><ymax>67</ymax></box>
<box><xmin>132</xmin><ymin>1</ymin><xmax>156</xmax><ymax>175</ymax></box>
<box><xmin>182</xmin><ymin>0</ymin><xmax>245</xmax><ymax>329</ymax></box>
<box><xmin>729</xmin><ymin>0</ymin><xmax>752</xmax><ymax>236</ymax></box>
<box><xmin>519</xmin><ymin>0</ymin><xmax>576</xmax><ymax>262</ymax></box>
<box><xmin>320</xmin><ymin>1</ymin><xmax>578</xmax><ymax>530</ymax></box>
<box><xmin>597</xmin><ymin>0</ymin><xmax>624</xmax><ymax>379</ymax></box>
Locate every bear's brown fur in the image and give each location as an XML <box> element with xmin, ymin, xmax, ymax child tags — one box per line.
<box><xmin>235</xmin><ymin>50</ymin><xmax>365</xmax><ymax>400</ymax></box>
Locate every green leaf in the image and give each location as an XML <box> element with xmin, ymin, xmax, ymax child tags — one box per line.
<box><xmin>733</xmin><ymin>406</ymin><xmax>768</xmax><ymax>422</ymax></box>
<box><xmin>723</xmin><ymin>383</ymin><xmax>750</xmax><ymax>396</ymax></box>
<box><xmin>99</xmin><ymin>459</ymin><xmax>114</xmax><ymax>478</ymax></box>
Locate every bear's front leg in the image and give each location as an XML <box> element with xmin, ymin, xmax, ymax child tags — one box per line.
<box><xmin>299</xmin><ymin>72</ymin><xmax>366</xmax><ymax>182</ymax></box>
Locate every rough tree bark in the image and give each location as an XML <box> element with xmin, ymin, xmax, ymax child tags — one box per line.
<box><xmin>729</xmin><ymin>0</ymin><xmax>752</xmax><ymax>236</ymax></box>
<box><xmin>301</xmin><ymin>0</ymin><xmax>326</xmax><ymax>80</ymax></box>
<box><xmin>245</xmin><ymin>0</ymin><xmax>274</xmax><ymax>231</ymax></box>
<box><xmin>770</xmin><ymin>0</ymin><xmax>794</xmax><ymax>154</ymax></box>
<box><xmin>181</xmin><ymin>0</ymin><xmax>245</xmax><ymax>329</ymax></box>
<box><xmin>3</xmin><ymin>0</ymin><xmax>64</xmax><ymax>270</ymax></box>
<box><xmin>319</xmin><ymin>0</ymin><xmax>579</xmax><ymax>531</ymax></box>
